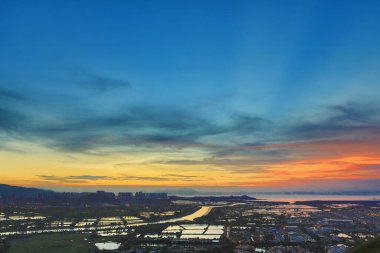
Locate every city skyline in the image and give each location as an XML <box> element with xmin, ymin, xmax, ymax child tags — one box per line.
<box><xmin>1</xmin><ymin>0</ymin><xmax>380</xmax><ymax>191</ymax></box>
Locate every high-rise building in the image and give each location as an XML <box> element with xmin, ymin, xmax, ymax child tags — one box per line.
<box><xmin>118</xmin><ymin>192</ymin><xmax>133</xmax><ymax>200</ymax></box>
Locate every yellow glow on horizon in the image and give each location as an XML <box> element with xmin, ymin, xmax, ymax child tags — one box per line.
<box><xmin>2</xmin><ymin>139</ymin><xmax>380</xmax><ymax>189</ymax></box>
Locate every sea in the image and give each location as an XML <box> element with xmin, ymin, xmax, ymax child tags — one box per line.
<box><xmin>248</xmin><ymin>194</ymin><xmax>380</xmax><ymax>203</ymax></box>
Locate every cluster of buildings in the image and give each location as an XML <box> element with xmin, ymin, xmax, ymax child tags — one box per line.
<box><xmin>121</xmin><ymin>192</ymin><xmax>168</xmax><ymax>201</ymax></box>
<box><xmin>93</xmin><ymin>191</ymin><xmax>168</xmax><ymax>201</ymax></box>
<box><xmin>0</xmin><ymin>190</ymin><xmax>168</xmax><ymax>203</ymax></box>
<box><xmin>58</xmin><ymin>190</ymin><xmax>168</xmax><ymax>201</ymax></box>
<box><xmin>217</xmin><ymin>202</ymin><xmax>380</xmax><ymax>253</ymax></box>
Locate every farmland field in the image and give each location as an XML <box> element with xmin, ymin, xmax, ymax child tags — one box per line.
<box><xmin>8</xmin><ymin>233</ymin><xmax>95</xmax><ymax>253</ymax></box>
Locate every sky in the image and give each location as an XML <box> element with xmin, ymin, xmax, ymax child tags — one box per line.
<box><xmin>1</xmin><ymin>0</ymin><xmax>380</xmax><ymax>192</ymax></box>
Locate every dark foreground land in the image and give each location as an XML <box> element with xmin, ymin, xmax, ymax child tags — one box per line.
<box><xmin>0</xmin><ymin>186</ymin><xmax>379</xmax><ymax>253</ymax></box>
<box><xmin>6</xmin><ymin>234</ymin><xmax>95</xmax><ymax>253</ymax></box>
<box><xmin>348</xmin><ymin>238</ymin><xmax>380</xmax><ymax>253</ymax></box>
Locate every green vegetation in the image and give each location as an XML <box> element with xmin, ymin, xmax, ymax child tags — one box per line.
<box><xmin>348</xmin><ymin>238</ymin><xmax>380</xmax><ymax>253</ymax></box>
<box><xmin>7</xmin><ymin>233</ymin><xmax>95</xmax><ymax>253</ymax></box>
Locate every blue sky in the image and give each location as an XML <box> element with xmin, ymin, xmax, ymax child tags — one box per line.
<box><xmin>2</xmin><ymin>0</ymin><xmax>380</xmax><ymax>115</ymax></box>
<box><xmin>1</xmin><ymin>0</ymin><xmax>380</xmax><ymax>191</ymax></box>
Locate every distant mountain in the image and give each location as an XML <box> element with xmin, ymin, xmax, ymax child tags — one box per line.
<box><xmin>0</xmin><ymin>184</ymin><xmax>56</xmax><ymax>198</ymax></box>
